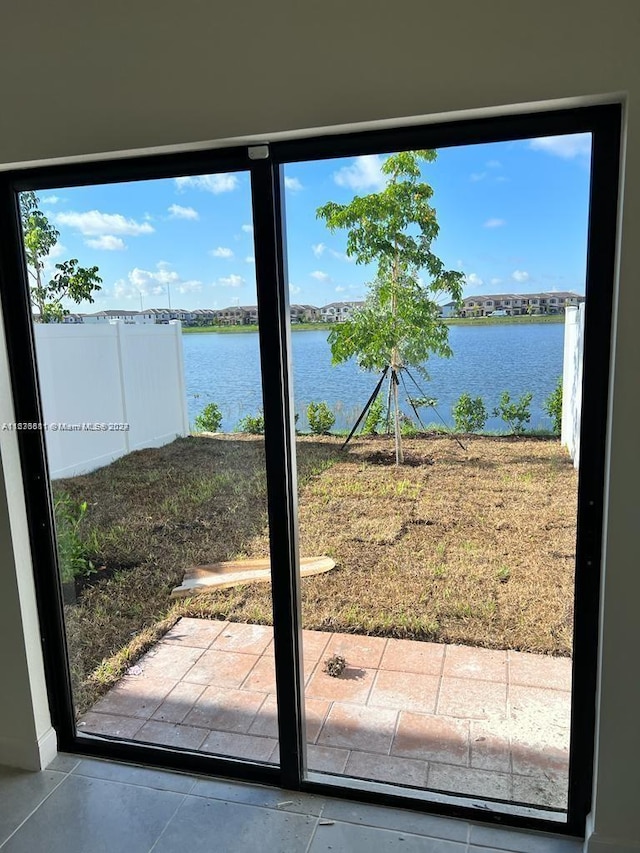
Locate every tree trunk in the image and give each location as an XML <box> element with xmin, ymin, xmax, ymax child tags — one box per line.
<box><xmin>392</xmin><ymin>368</ymin><xmax>404</xmax><ymax>465</ymax></box>
<box><xmin>391</xmin><ymin>239</ymin><xmax>403</xmax><ymax>464</ymax></box>
<box><xmin>385</xmin><ymin>372</ymin><xmax>394</xmax><ymax>434</ymax></box>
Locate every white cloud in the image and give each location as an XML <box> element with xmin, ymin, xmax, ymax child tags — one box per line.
<box><xmin>56</xmin><ymin>210</ymin><xmax>154</xmax><ymax>236</ymax></box>
<box><xmin>335</xmin><ymin>285</ymin><xmax>346</xmax><ymax>292</ymax></box>
<box><xmin>486</xmin><ymin>160</ymin><xmax>502</xmax><ymax>169</ymax></box>
<box><xmin>175</xmin><ymin>173</ymin><xmax>239</xmax><ymax>193</ymax></box>
<box><xmin>334</xmin><ymin>154</ymin><xmax>385</xmax><ymax>191</ymax></box>
<box><xmin>484</xmin><ymin>218</ymin><xmax>506</xmax><ymax>228</ymax></box>
<box><xmin>41</xmin><ymin>195</ymin><xmax>61</xmax><ymax>205</ymax></box>
<box><xmin>512</xmin><ymin>269</ymin><xmax>530</xmax><ymax>283</ymax></box>
<box><xmin>46</xmin><ymin>243</ymin><xmax>66</xmax><ymax>260</ymax></box>
<box><xmin>217</xmin><ymin>274</ymin><xmax>245</xmax><ymax>288</ymax></box>
<box><xmin>130</xmin><ymin>261</ymin><xmax>179</xmax><ymax>288</ymax></box>
<box><xmin>289</xmin><ymin>283</ymin><xmax>301</xmax><ymax>296</ymax></box>
<box><xmin>490</xmin><ymin>277</ymin><xmax>503</xmax><ymax>286</ymax></box>
<box><xmin>176</xmin><ymin>280</ymin><xmax>202</xmax><ymax>294</ymax></box>
<box><xmin>241</xmin><ymin>224</ymin><xmax>253</xmax><ymax>233</ymax></box>
<box><xmin>529</xmin><ymin>133</ymin><xmax>591</xmax><ymax>159</ymax></box>
<box><xmin>470</xmin><ymin>172</ymin><xmax>487</xmax><ymax>182</ymax></box>
<box><xmin>113</xmin><ymin>262</ymin><xmax>203</xmax><ymax>300</ymax></box>
<box><xmin>465</xmin><ymin>273</ymin><xmax>484</xmax><ymax>287</ymax></box>
<box><xmin>85</xmin><ymin>235</ymin><xmax>125</xmax><ymax>251</ymax></box>
<box><xmin>210</xmin><ymin>246</ymin><xmax>234</xmax><ymax>258</ymax></box>
<box><xmin>284</xmin><ymin>176</ymin><xmax>303</xmax><ymax>192</ymax></box>
<box><xmin>168</xmin><ymin>204</ymin><xmax>199</xmax><ymax>220</ymax></box>
<box><xmin>311</xmin><ymin>270</ymin><xmax>331</xmax><ymax>282</ymax></box>
<box><xmin>245</xmin><ymin>255</ymin><xmax>255</xmax><ymax>264</ymax></box>
<box><xmin>329</xmin><ymin>248</ymin><xmax>353</xmax><ymax>262</ymax></box>
<box><xmin>312</xmin><ymin>242</ymin><xmax>326</xmax><ymax>257</ymax></box>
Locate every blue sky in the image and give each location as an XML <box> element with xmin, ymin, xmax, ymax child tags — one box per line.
<box><xmin>33</xmin><ymin>132</ymin><xmax>592</xmax><ymax>313</ymax></box>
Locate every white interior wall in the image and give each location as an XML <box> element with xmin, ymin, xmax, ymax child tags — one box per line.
<box><xmin>1</xmin><ymin>2</ymin><xmax>639</xmax><ymax>849</ymax></box>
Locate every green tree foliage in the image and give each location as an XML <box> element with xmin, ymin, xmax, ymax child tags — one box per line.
<box><xmin>493</xmin><ymin>391</ymin><xmax>533</xmax><ymax>434</ymax></box>
<box><xmin>306</xmin><ymin>401</ymin><xmax>336</xmax><ymax>435</ymax></box>
<box><xmin>20</xmin><ymin>192</ymin><xmax>102</xmax><ymax>322</ymax></box>
<box><xmin>317</xmin><ymin>150</ymin><xmax>464</xmax><ymax>463</ymax></box>
<box><xmin>452</xmin><ymin>393</ymin><xmax>488</xmax><ymax>433</ymax></box>
<box><xmin>194</xmin><ymin>402</ymin><xmax>223</xmax><ymax>433</ymax></box>
<box><xmin>543</xmin><ymin>377</ymin><xmax>563</xmax><ymax>435</ymax></box>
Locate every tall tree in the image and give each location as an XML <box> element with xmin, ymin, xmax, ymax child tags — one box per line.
<box><xmin>20</xmin><ymin>192</ymin><xmax>102</xmax><ymax>322</ymax></box>
<box><xmin>317</xmin><ymin>150</ymin><xmax>464</xmax><ymax>464</ymax></box>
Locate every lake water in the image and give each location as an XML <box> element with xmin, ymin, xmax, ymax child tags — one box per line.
<box><xmin>183</xmin><ymin>323</ymin><xmax>565</xmax><ymax>433</ymax></box>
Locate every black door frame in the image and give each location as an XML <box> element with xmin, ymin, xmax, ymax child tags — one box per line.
<box><xmin>0</xmin><ymin>103</ymin><xmax>621</xmax><ymax>837</ymax></box>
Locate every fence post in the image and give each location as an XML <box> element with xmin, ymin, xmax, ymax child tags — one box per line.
<box><xmin>111</xmin><ymin>320</ymin><xmax>130</xmax><ymax>455</ymax></box>
<box><xmin>170</xmin><ymin>320</ymin><xmax>190</xmax><ymax>435</ymax></box>
<box><xmin>561</xmin><ymin>307</ymin><xmax>578</xmax><ymax>453</ymax></box>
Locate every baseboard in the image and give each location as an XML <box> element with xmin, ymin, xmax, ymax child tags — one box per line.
<box><xmin>0</xmin><ymin>726</ymin><xmax>57</xmax><ymax>771</ymax></box>
<box><xmin>585</xmin><ymin>831</ymin><xmax>640</xmax><ymax>852</ymax></box>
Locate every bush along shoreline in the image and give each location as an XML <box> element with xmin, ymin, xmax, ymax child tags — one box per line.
<box><xmin>191</xmin><ymin>382</ymin><xmax>563</xmax><ymax>439</ymax></box>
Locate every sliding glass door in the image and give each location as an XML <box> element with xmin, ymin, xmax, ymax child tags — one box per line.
<box><xmin>0</xmin><ymin>104</ymin><xmax>620</xmax><ymax>837</ymax></box>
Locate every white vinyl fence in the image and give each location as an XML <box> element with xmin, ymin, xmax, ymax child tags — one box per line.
<box><xmin>561</xmin><ymin>304</ymin><xmax>585</xmax><ymax>469</ymax></box>
<box><xmin>34</xmin><ymin>321</ymin><xmax>189</xmax><ymax>479</ymax></box>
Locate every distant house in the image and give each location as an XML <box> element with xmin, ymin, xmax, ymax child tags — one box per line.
<box><xmin>320</xmin><ymin>301</ymin><xmax>364</xmax><ymax>322</ymax></box>
<box><xmin>290</xmin><ymin>304</ymin><xmax>320</xmax><ymax>322</ymax></box>
<box><xmin>82</xmin><ymin>309</ymin><xmax>152</xmax><ymax>324</ymax></box>
<box><xmin>438</xmin><ymin>301</ymin><xmax>458</xmax><ymax>318</ymax></box>
<box><xmin>459</xmin><ymin>292</ymin><xmax>584</xmax><ymax>317</ymax></box>
<box><xmin>214</xmin><ymin>306</ymin><xmax>248</xmax><ymax>325</ymax></box>
<box><xmin>238</xmin><ymin>306</ymin><xmax>259</xmax><ymax>325</ymax></box>
<box><xmin>146</xmin><ymin>308</ymin><xmax>172</xmax><ymax>323</ymax></box>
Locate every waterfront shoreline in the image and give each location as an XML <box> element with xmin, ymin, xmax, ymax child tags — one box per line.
<box><xmin>182</xmin><ymin>314</ymin><xmax>564</xmax><ymax>333</ymax></box>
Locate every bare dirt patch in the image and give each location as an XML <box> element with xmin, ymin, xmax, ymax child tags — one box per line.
<box><xmin>56</xmin><ymin>433</ymin><xmax>577</xmax><ymax>713</ymax></box>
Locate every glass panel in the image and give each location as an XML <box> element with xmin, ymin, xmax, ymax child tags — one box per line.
<box><xmin>19</xmin><ymin>172</ymin><xmax>279</xmax><ymax>763</ymax></box>
<box><xmin>281</xmin><ymin>135</ymin><xmax>591</xmax><ymax>815</ymax></box>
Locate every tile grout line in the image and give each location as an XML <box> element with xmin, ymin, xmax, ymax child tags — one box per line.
<box><xmin>0</xmin><ymin>768</ymin><xmax>88</xmax><ymax>850</ymax></box>
<box><xmin>387</xmin><ymin>702</ymin><xmax>402</xmax><ymax>758</ymax></box>
<box><xmin>309</xmin><ymin>696</ymin><xmax>333</xmax><ymax>746</ymax></box>
<box><xmin>303</xmin><ymin>795</ymin><xmax>326</xmax><ymax>853</ymax></box>
<box><xmin>245</xmin><ymin>687</ymin><xmax>272</xmax><ymax>736</ymax></box>
<box><xmin>146</xmin><ymin>791</ymin><xmax>191</xmax><ymax>853</ymax></box>
<box><xmin>434</xmin><ymin>643</ymin><xmax>448</xmax><ymax>715</ymax></box>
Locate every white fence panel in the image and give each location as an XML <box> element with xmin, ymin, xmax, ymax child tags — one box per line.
<box><xmin>117</xmin><ymin>322</ymin><xmax>189</xmax><ymax>452</ymax></box>
<box><xmin>34</xmin><ymin>321</ymin><xmax>188</xmax><ymax>479</ymax></box>
<box><xmin>561</xmin><ymin>304</ymin><xmax>585</xmax><ymax>469</ymax></box>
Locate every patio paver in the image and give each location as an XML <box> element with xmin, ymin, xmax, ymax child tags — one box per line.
<box><xmin>79</xmin><ymin>618</ymin><xmax>571</xmax><ymax>811</ymax></box>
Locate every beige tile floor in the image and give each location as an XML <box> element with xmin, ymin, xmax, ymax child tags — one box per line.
<box><xmin>79</xmin><ymin>618</ymin><xmax>571</xmax><ymax>810</ymax></box>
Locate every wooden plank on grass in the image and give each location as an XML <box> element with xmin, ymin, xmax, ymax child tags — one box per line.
<box><xmin>171</xmin><ymin>555</ymin><xmax>335</xmax><ymax>598</ymax></box>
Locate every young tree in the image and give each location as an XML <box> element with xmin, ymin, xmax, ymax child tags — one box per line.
<box><xmin>20</xmin><ymin>192</ymin><xmax>102</xmax><ymax>322</ymax></box>
<box><xmin>316</xmin><ymin>150</ymin><xmax>464</xmax><ymax>463</ymax></box>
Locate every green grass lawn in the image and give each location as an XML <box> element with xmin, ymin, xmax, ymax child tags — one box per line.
<box><xmin>56</xmin><ymin>433</ymin><xmax>577</xmax><ymax>715</ymax></box>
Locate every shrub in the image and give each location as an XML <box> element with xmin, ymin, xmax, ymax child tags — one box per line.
<box><xmin>493</xmin><ymin>390</ymin><xmax>533</xmax><ymax>434</ymax></box>
<box><xmin>194</xmin><ymin>402</ymin><xmax>223</xmax><ymax>433</ymax></box>
<box><xmin>237</xmin><ymin>412</ymin><xmax>265</xmax><ymax>434</ymax></box>
<box><xmin>452</xmin><ymin>393</ymin><xmax>487</xmax><ymax>433</ymax></box>
<box><xmin>307</xmin><ymin>401</ymin><xmax>336</xmax><ymax>435</ymax></box>
<box><xmin>362</xmin><ymin>396</ymin><xmax>385</xmax><ymax>435</ymax></box>
<box><xmin>400</xmin><ymin>414</ymin><xmax>419</xmax><ymax>437</ymax></box>
<box><xmin>54</xmin><ymin>493</ymin><xmax>93</xmax><ymax>584</ymax></box>
<box><xmin>544</xmin><ymin>377</ymin><xmax>563</xmax><ymax>435</ymax></box>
